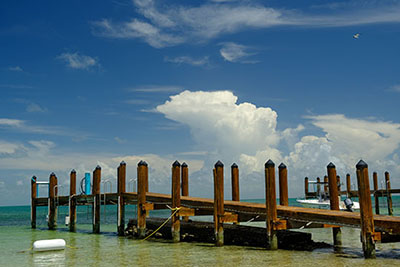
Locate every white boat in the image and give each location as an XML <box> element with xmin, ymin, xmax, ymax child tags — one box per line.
<box><xmin>296</xmin><ymin>198</ymin><xmax>360</xmax><ymax>211</ymax></box>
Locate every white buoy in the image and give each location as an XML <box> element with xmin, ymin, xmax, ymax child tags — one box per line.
<box><xmin>33</xmin><ymin>239</ymin><xmax>66</xmax><ymax>252</ymax></box>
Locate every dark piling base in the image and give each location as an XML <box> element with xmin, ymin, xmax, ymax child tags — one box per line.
<box><xmin>126</xmin><ymin>218</ymin><xmax>330</xmax><ymax>251</ymax></box>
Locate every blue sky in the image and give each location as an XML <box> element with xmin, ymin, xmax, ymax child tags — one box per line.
<box><xmin>1</xmin><ymin>0</ymin><xmax>400</xmax><ymax>206</ymax></box>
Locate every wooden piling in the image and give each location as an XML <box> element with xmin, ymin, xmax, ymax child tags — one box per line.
<box><xmin>356</xmin><ymin>160</ymin><xmax>376</xmax><ymax>258</ymax></box>
<box><xmin>69</xmin><ymin>170</ymin><xmax>77</xmax><ymax>232</ymax></box>
<box><xmin>137</xmin><ymin>160</ymin><xmax>148</xmax><ymax>238</ymax></box>
<box><xmin>346</xmin><ymin>174</ymin><xmax>351</xmax><ymax>197</ymax></box>
<box><xmin>231</xmin><ymin>163</ymin><xmax>240</xmax><ymax>202</ymax></box>
<box><xmin>316</xmin><ymin>177</ymin><xmax>321</xmax><ymax>197</ymax></box>
<box><xmin>181</xmin><ymin>162</ymin><xmax>189</xmax><ymax>222</ymax></box>
<box><xmin>324</xmin><ymin>175</ymin><xmax>328</xmax><ymax>194</ymax></box>
<box><xmin>214</xmin><ymin>161</ymin><xmax>224</xmax><ymax>247</ymax></box>
<box><xmin>327</xmin><ymin>163</ymin><xmax>342</xmax><ymax>249</ymax></box>
<box><xmin>171</xmin><ymin>160</ymin><xmax>181</xmax><ymax>242</ymax></box>
<box><xmin>304</xmin><ymin>177</ymin><xmax>309</xmax><ymax>198</ymax></box>
<box><xmin>93</xmin><ymin>166</ymin><xmax>101</xmax><ymax>234</ymax></box>
<box><xmin>385</xmin><ymin>171</ymin><xmax>393</xmax><ymax>216</ymax></box>
<box><xmin>48</xmin><ymin>172</ymin><xmax>57</xmax><ymax>230</ymax></box>
<box><xmin>278</xmin><ymin>163</ymin><xmax>288</xmax><ymax>206</ymax></box>
<box><xmin>31</xmin><ymin>176</ymin><xmax>37</xmax><ymax>229</ymax></box>
<box><xmin>373</xmin><ymin>172</ymin><xmax>380</xmax><ymax>215</ymax></box>
<box><xmin>117</xmin><ymin>161</ymin><xmax>126</xmax><ymax>236</ymax></box>
<box><xmin>337</xmin><ymin>175</ymin><xmax>341</xmax><ymax>192</ymax></box>
<box><xmin>265</xmin><ymin>160</ymin><xmax>278</xmax><ymax>250</ymax></box>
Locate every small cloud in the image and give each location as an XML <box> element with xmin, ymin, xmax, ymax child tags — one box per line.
<box><xmin>26</xmin><ymin>103</ymin><xmax>47</xmax><ymax>113</ymax></box>
<box><xmin>388</xmin><ymin>84</ymin><xmax>400</xmax><ymax>92</ymax></box>
<box><xmin>219</xmin><ymin>42</ymin><xmax>258</xmax><ymax>63</ymax></box>
<box><xmin>130</xmin><ymin>85</ymin><xmax>183</xmax><ymax>93</ymax></box>
<box><xmin>57</xmin><ymin>52</ymin><xmax>100</xmax><ymax>70</ymax></box>
<box><xmin>0</xmin><ymin>84</ymin><xmax>33</xmax><ymax>89</ymax></box>
<box><xmin>114</xmin><ymin>136</ymin><xmax>126</xmax><ymax>143</ymax></box>
<box><xmin>164</xmin><ymin>56</ymin><xmax>210</xmax><ymax>67</ymax></box>
<box><xmin>124</xmin><ymin>99</ymin><xmax>150</xmax><ymax>105</ymax></box>
<box><xmin>0</xmin><ymin>118</ymin><xmax>24</xmax><ymax>127</ymax></box>
<box><xmin>8</xmin><ymin>66</ymin><xmax>23</xmax><ymax>72</ymax></box>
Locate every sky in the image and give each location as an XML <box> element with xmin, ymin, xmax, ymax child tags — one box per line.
<box><xmin>1</xmin><ymin>0</ymin><xmax>400</xmax><ymax>206</ymax></box>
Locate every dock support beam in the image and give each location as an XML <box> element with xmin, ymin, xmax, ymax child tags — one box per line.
<box><xmin>278</xmin><ymin>163</ymin><xmax>288</xmax><ymax>206</ymax></box>
<box><xmin>181</xmin><ymin>162</ymin><xmax>189</xmax><ymax>222</ymax></box>
<box><xmin>171</xmin><ymin>161</ymin><xmax>181</xmax><ymax>242</ymax></box>
<box><xmin>327</xmin><ymin>163</ymin><xmax>342</xmax><ymax>250</ymax></box>
<box><xmin>117</xmin><ymin>161</ymin><xmax>126</xmax><ymax>236</ymax></box>
<box><xmin>356</xmin><ymin>160</ymin><xmax>376</xmax><ymax>259</ymax></box>
<box><xmin>214</xmin><ymin>161</ymin><xmax>224</xmax><ymax>247</ymax></box>
<box><xmin>69</xmin><ymin>170</ymin><xmax>77</xmax><ymax>232</ymax></box>
<box><xmin>137</xmin><ymin>161</ymin><xmax>148</xmax><ymax>238</ymax></box>
<box><xmin>373</xmin><ymin>172</ymin><xmax>380</xmax><ymax>215</ymax></box>
<box><xmin>385</xmin><ymin>171</ymin><xmax>393</xmax><ymax>216</ymax></box>
<box><xmin>31</xmin><ymin>176</ymin><xmax>37</xmax><ymax>229</ymax></box>
<box><xmin>93</xmin><ymin>166</ymin><xmax>101</xmax><ymax>234</ymax></box>
<box><xmin>265</xmin><ymin>160</ymin><xmax>278</xmax><ymax>250</ymax></box>
<box><xmin>231</xmin><ymin>163</ymin><xmax>240</xmax><ymax>202</ymax></box>
<box><xmin>48</xmin><ymin>172</ymin><xmax>57</xmax><ymax>230</ymax></box>
<box><xmin>324</xmin><ymin>175</ymin><xmax>328</xmax><ymax>195</ymax></box>
<box><xmin>304</xmin><ymin>177</ymin><xmax>309</xmax><ymax>198</ymax></box>
<box><xmin>346</xmin><ymin>174</ymin><xmax>351</xmax><ymax>197</ymax></box>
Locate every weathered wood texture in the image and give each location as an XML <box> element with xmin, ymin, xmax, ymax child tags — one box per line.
<box><xmin>373</xmin><ymin>172</ymin><xmax>380</xmax><ymax>215</ymax></box>
<box><xmin>327</xmin><ymin>163</ymin><xmax>341</xmax><ymax>249</ymax></box>
<box><xmin>385</xmin><ymin>172</ymin><xmax>393</xmax><ymax>216</ymax></box>
<box><xmin>31</xmin><ymin>176</ymin><xmax>37</xmax><ymax>229</ymax></box>
<box><xmin>69</xmin><ymin>170</ymin><xmax>77</xmax><ymax>232</ymax></box>
<box><xmin>92</xmin><ymin>166</ymin><xmax>101</xmax><ymax>234</ymax></box>
<box><xmin>171</xmin><ymin>161</ymin><xmax>181</xmax><ymax>242</ymax></box>
<box><xmin>181</xmin><ymin>162</ymin><xmax>189</xmax><ymax>222</ymax></box>
<box><xmin>214</xmin><ymin>161</ymin><xmax>224</xmax><ymax>247</ymax></box>
<box><xmin>265</xmin><ymin>160</ymin><xmax>278</xmax><ymax>250</ymax></box>
<box><xmin>356</xmin><ymin>160</ymin><xmax>376</xmax><ymax>259</ymax></box>
<box><xmin>48</xmin><ymin>173</ymin><xmax>57</xmax><ymax>230</ymax></box>
<box><xmin>231</xmin><ymin>163</ymin><xmax>240</xmax><ymax>202</ymax></box>
<box><xmin>137</xmin><ymin>161</ymin><xmax>148</xmax><ymax>238</ymax></box>
<box><xmin>117</xmin><ymin>161</ymin><xmax>126</xmax><ymax>236</ymax></box>
<box><xmin>278</xmin><ymin>163</ymin><xmax>288</xmax><ymax>206</ymax></box>
<box><xmin>126</xmin><ymin>218</ymin><xmax>330</xmax><ymax>251</ymax></box>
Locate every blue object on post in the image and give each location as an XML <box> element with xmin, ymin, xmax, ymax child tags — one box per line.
<box><xmin>85</xmin><ymin>173</ymin><xmax>91</xmax><ymax>195</ymax></box>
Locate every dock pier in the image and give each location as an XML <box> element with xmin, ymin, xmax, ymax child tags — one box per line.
<box><xmin>31</xmin><ymin>159</ymin><xmax>400</xmax><ymax>259</ymax></box>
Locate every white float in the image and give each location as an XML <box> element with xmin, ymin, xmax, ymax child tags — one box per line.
<box><xmin>32</xmin><ymin>239</ymin><xmax>66</xmax><ymax>252</ymax></box>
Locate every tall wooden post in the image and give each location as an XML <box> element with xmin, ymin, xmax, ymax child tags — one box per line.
<box><xmin>373</xmin><ymin>172</ymin><xmax>380</xmax><ymax>215</ymax></box>
<box><xmin>327</xmin><ymin>163</ymin><xmax>342</xmax><ymax>249</ymax></box>
<box><xmin>181</xmin><ymin>162</ymin><xmax>189</xmax><ymax>222</ymax></box>
<box><xmin>171</xmin><ymin>161</ymin><xmax>181</xmax><ymax>242</ymax></box>
<box><xmin>265</xmin><ymin>160</ymin><xmax>278</xmax><ymax>250</ymax></box>
<box><xmin>137</xmin><ymin>160</ymin><xmax>148</xmax><ymax>238</ymax></box>
<box><xmin>92</xmin><ymin>166</ymin><xmax>101</xmax><ymax>234</ymax></box>
<box><xmin>31</xmin><ymin>176</ymin><xmax>37</xmax><ymax>229</ymax></box>
<box><xmin>304</xmin><ymin>177</ymin><xmax>309</xmax><ymax>198</ymax></box>
<box><xmin>69</xmin><ymin>170</ymin><xmax>77</xmax><ymax>232</ymax></box>
<box><xmin>48</xmin><ymin>172</ymin><xmax>57</xmax><ymax>230</ymax></box>
<box><xmin>117</xmin><ymin>161</ymin><xmax>126</xmax><ymax>236</ymax></box>
<box><xmin>337</xmin><ymin>175</ymin><xmax>341</xmax><ymax>193</ymax></box>
<box><xmin>346</xmin><ymin>174</ymin><xmax>351</xmax><ymax>197</ymax></box>
<box><xmin>278</xmin><ymin>163</ymin><xmax>288</xmax><ymax>206</ymax></box>
<box><xmin>316</xmin><ymin>177</ymin><xmax>321</xmax><ymax>197</ymax></box>
<box><xmin>214</xmin><ymin>161</ymin><xmax>224</xmax><ymax>247</ymax></box>
<box><xmin>324</xmin><ymin>175</ymin><xmax>328</xmax><ymax>194</ymax></box>
<box><xmin>385</xmin><ymin>171</ymin><xmax>393</xmax><ymax>216</ymax></box>
<box><xmin>231</xmin><ymin>163</ymin><xmax>240</xmax><ymax>202</ymax></box>
<box><xmin>356</xmin><ymin>160</ymin><xmax>376</xmax><ymax>258</ymax></box>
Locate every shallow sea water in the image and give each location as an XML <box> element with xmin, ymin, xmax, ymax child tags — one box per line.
<box><xmin>1</xmin><ymin>199</ymin><xmax>400</xmax><ymax>266</ymax></box>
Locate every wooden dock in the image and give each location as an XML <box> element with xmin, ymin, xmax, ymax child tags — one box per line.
<box><xmin>31</xmin><ymin>160</ymin><xmax>400</xmax><ymax>259</ymax></box>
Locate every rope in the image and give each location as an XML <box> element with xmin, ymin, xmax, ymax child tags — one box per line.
<box><xmin>141</xmin><ymin>206</ymin><xmax>181</xmax><ymax>241</ymax></box>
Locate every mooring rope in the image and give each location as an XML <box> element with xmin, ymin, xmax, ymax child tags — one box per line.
<box><xmin>141</xmin><ymin>206</ymin><xmax>181</xmax><ymax>241</ymax></box>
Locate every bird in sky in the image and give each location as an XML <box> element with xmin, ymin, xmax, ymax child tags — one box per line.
<box><xmin>353</xmin><ymin>33</ymin><xmax>360</xmax><ymax>39</ymax></box>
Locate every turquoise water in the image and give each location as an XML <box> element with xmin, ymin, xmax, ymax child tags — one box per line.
<box><xmin>1</xmin><ymin>198</ymin><xmax>400</xmax><ymax>266</ymax></box>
